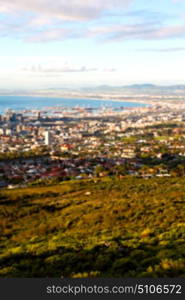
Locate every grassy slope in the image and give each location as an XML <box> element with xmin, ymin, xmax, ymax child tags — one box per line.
<box><xmin>0</xmin><ymin>176</ymin><xmax>184</xmax><ymax>277</ymax></box>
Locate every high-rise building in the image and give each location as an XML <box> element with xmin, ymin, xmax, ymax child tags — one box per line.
<box><xmin>44</xmin><ymin>131</ymin><xmax>52</xmax><ymax>145</ymax></box>
<box><xmin>5</xmin><ymin>110</ymin><xmax>17</xmax><ymax>122</ymax></box>
<box><xmin>37</xmin><ymin>112</ymin><xmax>41</xmax><ymax>120</ymax></box>
<box><xmin>16</xmin><ymin>125</ymin><xmax>23</xmax><ymax>133</ymax></box>
<box><xmin>5</xmin><ymin>128</ymin><xmax>12</xmax><ymax>136</ymax></box>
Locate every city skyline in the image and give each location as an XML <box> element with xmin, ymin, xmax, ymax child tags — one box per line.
<box><xmin>1</xmin><ymin>0</ymin><xmax>185</xmax><ymax>89</ymax></box>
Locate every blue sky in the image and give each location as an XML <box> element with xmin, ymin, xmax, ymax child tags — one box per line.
<box><xmin>0</xmin><ymin>0</ymin><xmax>185</xmax><ymax>89</ymax></box>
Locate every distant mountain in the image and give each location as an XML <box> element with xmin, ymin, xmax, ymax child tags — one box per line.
<box><xmin>1</xmin><ymin>83</ymin><xmax>185</xmax><ymax>97</ymax></box>
<box><xmin>80</xmin><ymin>83</ymin><xmax>185</xmax><ymax>91</ymax></box>
<box><xmin>125</xmin><ymin>83</ymin><xmax>157</xmax><ymax>89</ymax></box>
<box><xmin>80</xmin><ymin>84</ymin><xmax>185</xmax><ymax>95</ymax></box>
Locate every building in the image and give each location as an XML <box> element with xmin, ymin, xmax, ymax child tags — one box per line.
<box><xmin>44</xmin><ymin>131</ymin><xmax>53</xmax><ymax>146</ymax></box>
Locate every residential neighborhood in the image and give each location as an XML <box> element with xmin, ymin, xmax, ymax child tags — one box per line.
<box><xmin>1</xmin><ymin>102</ymin><xmax>185</xmax><ymax>188</ymax></box>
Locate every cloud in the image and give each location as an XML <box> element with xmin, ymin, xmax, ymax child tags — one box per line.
<box><xmin>3</xmin><ymin>20</ymin><xmax>185</xmax><ymax>43</ymax></box>
<box><xmin>1</xmin><ymin>16</ymin><xmax>185</xmax><ymax>43</ymax></box>
<box><xmin>25</xmin><ymin>28</ymin><xmax>76</xmax><ymax>43</ymax></box>
<box><xmin>88</xmin><ymin>23</ymin><xmax>185</xmax><ymax>42</ymax></box>
<box><xmin>103</xmin><ymin>68</ymin><xmax>116</xmax><ymax>72</ymax></box>
<box><xmin>154</xmin><ymin>25</ymin><xmax>185</xmax><ymax>39</ymax></box>
<box><xmin>0</xmin><ymin>0</ymin><xmax>133</xmax><ymax>42</ymax></box>
<box><xmin>0</xmin><ymin>0</ymin><xmax>185</xmax><ymax>43</ymax></box>
<box><xmin>22</xmin><ymin>63</ymin><xmax>99</xmax><ymax>73</ymax></box>
<box><xmin>20</xmin><ymin>60</ymin><xmax>117</xmax><ymax>76</ymax></box>
<box><xmin>0</xmin><ymin>0</ymin><xmax>132</xmax><ymax>21</ymax></box>
<box><xmin>138</xmin><ymin>46</ymin><xmax>185</xmax><ymax>52</ymax></box>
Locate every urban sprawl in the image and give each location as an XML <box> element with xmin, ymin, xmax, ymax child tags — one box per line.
<box><xmin>1</xmin><ymin>100</ymin><xmax>185</xmax><ymax>188</ymax></box>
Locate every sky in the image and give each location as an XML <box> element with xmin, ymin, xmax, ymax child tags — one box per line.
<box><xmin>1</xmin><ymin>0</ymin><xmax>185</xmax><ymax>89</ymax></box>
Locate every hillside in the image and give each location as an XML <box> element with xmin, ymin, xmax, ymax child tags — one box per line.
<box><xmin>0</xmin><ymin>176</ymin><xmax>184</xmax><ymax>277</ymax></box>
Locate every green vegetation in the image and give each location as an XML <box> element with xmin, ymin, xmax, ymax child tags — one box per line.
<box><xmin>0</xmin><ymin>146</ymin><xmax>49</xmax><ymax>161</ymax></box>
<box><xmin>0</xmin><ymin>177</ymin><xmax>184</xmax><ymax>277</ymax></box>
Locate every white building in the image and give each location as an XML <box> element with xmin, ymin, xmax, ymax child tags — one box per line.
<box><xmin>44</xmin><ymin>131</ymin><xmax>53</xmax><ymax>145</ymax></box>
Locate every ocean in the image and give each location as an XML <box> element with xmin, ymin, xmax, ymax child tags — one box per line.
<box><xmin>0</xmin><ymin>96</ymin><xmax>147</xmax><ymax>113</ymax></box>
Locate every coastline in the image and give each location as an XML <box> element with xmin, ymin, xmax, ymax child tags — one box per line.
<box><xmin>0</xmin><ymin>92</ymin><xmax>183</xmax><ymax>107</ymax></box>
<box><xmin>0</xmin><ymin>93</ymin><xmax>155</xmax><ymax>106</ymax></box>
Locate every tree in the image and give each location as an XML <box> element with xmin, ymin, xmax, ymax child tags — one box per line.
<box><xmin>94</xmin><ymin>165</ymin><xmax>106</xmax><ymax>177</ymax></box>
<box><xmin>175</xmin><ymin>164</ymin><xmax>185</xmax><ymax>177</ymax></box>
<box><xmin>114</xmin><ymin>164</ymin><xmax>128</xmax><ymax>176</ymax></box>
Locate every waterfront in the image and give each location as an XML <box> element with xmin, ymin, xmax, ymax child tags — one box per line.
<box><xmin>0</xmin><ymin>96</ymin><xmax>148</xmax><ymax>113</ymax></box>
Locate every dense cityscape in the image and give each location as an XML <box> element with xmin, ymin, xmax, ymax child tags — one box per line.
<box><xmin>1</xmin><ymin>100</ymin><xmax>185</xmax><ymax>188</ymax></box>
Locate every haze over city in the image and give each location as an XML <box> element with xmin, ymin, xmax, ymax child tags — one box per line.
<box><xmin>1</xmin><ymin>0</ymin><xmax>185</xmax><ymax>89</ymax></box>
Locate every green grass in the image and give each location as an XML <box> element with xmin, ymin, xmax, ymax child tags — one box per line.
<box><xmin>0</xmin><ymin>176</ymin><xmax>184</xmax><ymax>277</ymax></box>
